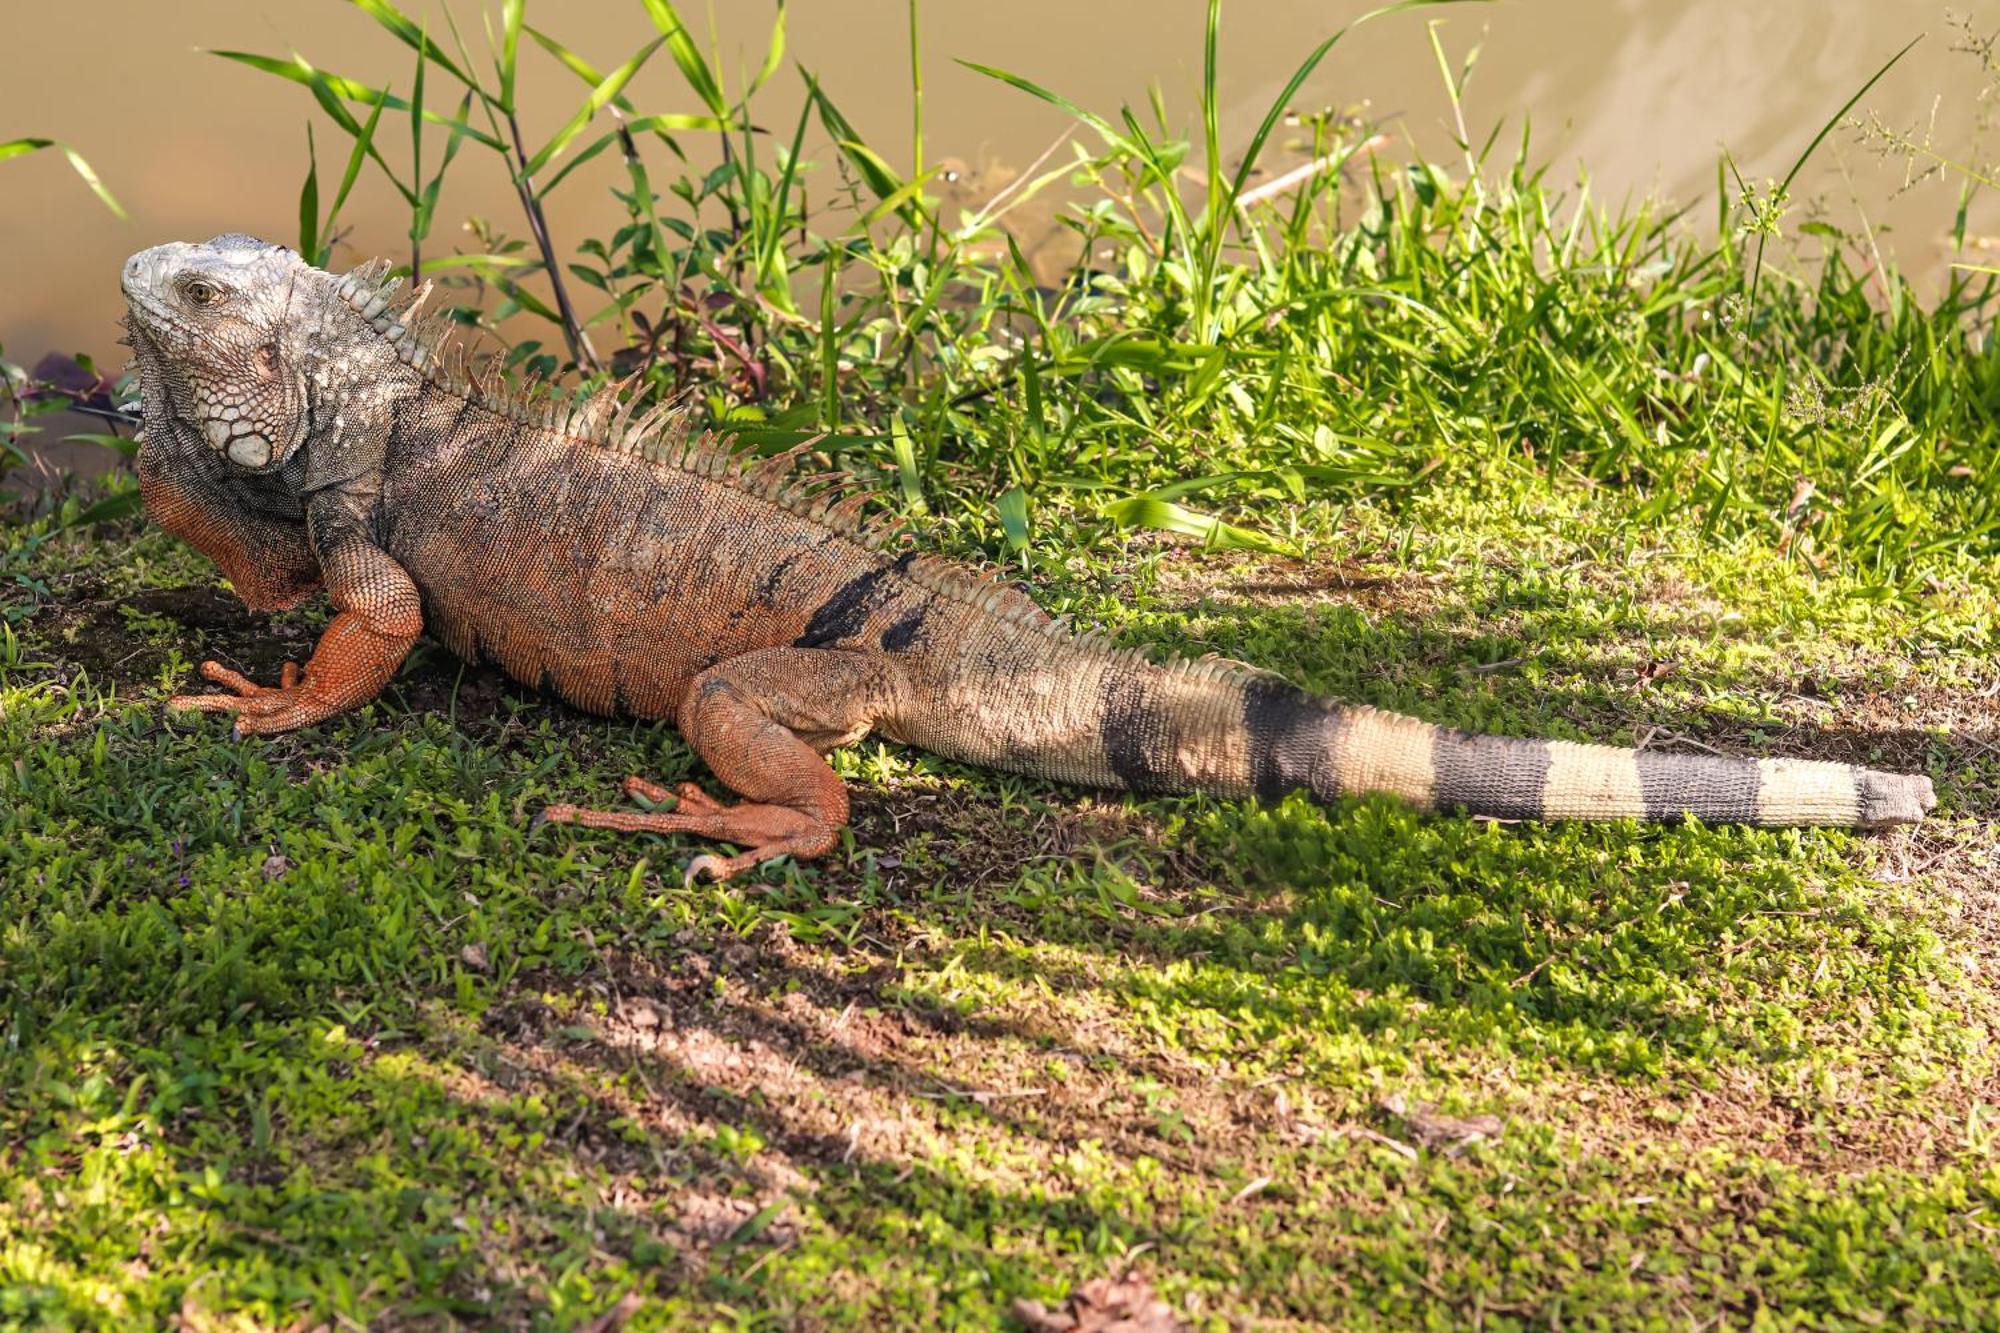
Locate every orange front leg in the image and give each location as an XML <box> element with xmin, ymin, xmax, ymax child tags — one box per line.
<box><xmin>170</xmin><ymin>534</ymin><xmax>422</xmax><ymax>737</ymax></box>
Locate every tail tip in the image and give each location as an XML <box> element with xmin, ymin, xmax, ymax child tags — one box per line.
<box><xmin>1855</xmin><ymin>769</ymin><xmax>1936</xmax><ymax>828</ymax></box>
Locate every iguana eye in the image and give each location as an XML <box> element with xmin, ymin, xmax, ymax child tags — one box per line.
<box><xmin>184</xmin><ymin>279</ymin><xmax>220</xmax><ymax>306</ymax></box>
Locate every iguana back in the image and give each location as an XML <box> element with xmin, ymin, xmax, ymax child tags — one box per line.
<box><xmin>122</xmin><ymin>235</ymin><xmax>1936</xmax><ymax>882</ymax></box>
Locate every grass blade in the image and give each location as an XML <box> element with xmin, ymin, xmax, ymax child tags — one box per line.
<box><xmin>0</xmin><ymin>138</ymin><xmax>127</xmax><ymax>219</ymax></box>
<box><xmin>57</xmin><ymin>146</ymin><xmax>128</xmax><ymax>220</ymax></box>
<box><xmin>498</xmin><ymin>0</ymin><xmax>525</xmax><ymax>113</ymax></box>
<box><xmin>750</xmin><ymin>0</ymin><xmax>787</xmax><ymax>97</ymax></box>
<box><xmin>323</xmin><ymin>90</ymin><xmax>392</xmax><ymax>254</ymax></box>
<box><xmin>955</xmin><ymin>60</ymin><xmax>1121</xmax><ymax>145</ymax></box>
<box><xmin>409</xmin><ymin>21</ymin><xmax>427</xmax><ymax>270</ymax></box>
<box><xmin>413</xmin><ymin>89</ymin><xmax>476</xmax><ymax>250</ymax></box>
<box><xmin>1201</xmin><ymin>0</ymin><xmax>1223</xmax><ymax>243</ymax></box>
<box><xmin>343</xmin><ymin>0</ymin><xmax>477</xmax><ymax>90</ymax></box>
<box><xmin>907</xmin><ymin>0</ymin><xmax>922</xmax><ymax>177</ymax></box>
<box><xmin>299</xmin><ymin>124</ymin><xmax>321</xmax><ymax>261</ymax></box>
<box><xmin>1780</xmin><ymin>35</ymin><xmax>1920</xmax><ymax>195</ymax></box>
<box><xmin>996</xmin><ymin>485</ymin><xmax>1031</xmax><ymax>553</ymax></box>
<box><xmin>754</xmin><ymin>93</ymin><xmax>815</xmax><ymax>303</ymax></box>
<box><xmin>208</xmin><ymin>50</ymin><xmax>504</xmax><ymax>152</ymax></box>
<box><xmin>1102</xmin><ymin>493</ymin><xmax>1286</xmax><ymax>553</ymax></box>
<box><xmin>639</xmin><ymin>0</ymin><xmax>729</xmax><ymax>116</ymax></box>
<box><xmin>804</xmin><ymin>73</ymin><xmax>925</xmax><ymax>226</ymax></box>
<box><xmin>524</xmin><ymin>37</ymin><xmax>666</xmax><ymax>178</ymax></box>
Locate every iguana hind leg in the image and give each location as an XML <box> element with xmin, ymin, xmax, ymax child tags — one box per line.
<box><xmin>538</xmin><ymin>648</ymin><xmax>908</xmax><ymax>884</ymax></box>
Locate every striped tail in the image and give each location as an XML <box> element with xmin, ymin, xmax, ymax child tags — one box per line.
<box><xmin>1234</xmin><ymin>690</ymin><xmax>1935</xmax><ymax>828</ymax></box>
<box><xmin>984</xmin><ymin>662</ymin><xmax>1936</xmax><ymax>829</ymax></box>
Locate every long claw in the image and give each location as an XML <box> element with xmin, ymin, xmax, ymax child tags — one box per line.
<box><xmin>537</xmin><ymin>767</ymin><xmax>829</xmax><ymax>885</ymax></box>
<box><xmin>199</xmin><ymin>661</ymin><xmax>263</xmax><ymax>693</ymax></box>
<box><xmin>622</xmin><ymin>776</ymin><xmax>678</xmax><ymax>806</ymax></box>
<box><xmin>168</xmin><ymin>691</ymin><xmax>246</xmax><ymax>713</ymax></box>
<box><xmin>190</xmin><ymin>658</ymin><xmax>302</xmax><ymax>697</ymax></box>
<box><xmin>671</xmin><ymin>782</ymin><xmax>725</xmax><ymax>814</ymax></box>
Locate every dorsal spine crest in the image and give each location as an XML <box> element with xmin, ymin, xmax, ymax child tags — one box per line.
<box><xmin>326</xmin><ymin>258</ymin><xmax>1246</xmax><ymax>689</ymax></box>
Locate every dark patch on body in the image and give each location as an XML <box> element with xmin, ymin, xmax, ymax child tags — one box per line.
<box><xmin>1855</xmin><ymin>767</ymin><xmax>1932</xmax><ymax>825</ymax></box>
<box><xmin>793</xmin><ymin>552</ymin><xmax>916</xmax><ymax>649</ymax></box>
<box><xmin>879</xmin><ymin>605</ymin><xmax>930</xmax><ymax>652</ymax></box>
<box><xmin>729</xmin><ymin>550</ymin><xmax>805</xmax><ymax>631</ymax></box>
<box><xmin>1242</xmin><ymin>676</ymin><xmax>1330</xmax><ymax>802</ymax></box>
<box><xmin>754</xmin><ymin>552</ymin><xmax>802</xmax><ymax>606</ymax></box>
<box><xmin>1099</xmin><ymin>672</ymin><xmax>1176</xmax><ymax>790</ymax></box>
<box><xmin>1431</xmin><ymin>729</ymin><xmax>1551</xmax><ymax>820</ymax></box>
<box><xmin>1635</xmin><ymin>750</ymin><xmax>1761</xmax><ymax>823</ymax></box>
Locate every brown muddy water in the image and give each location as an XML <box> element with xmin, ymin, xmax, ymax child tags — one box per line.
<box><xmin>3</xmin><ymin>1</ymin><xmax>1998</xmax><ymax>376</ymax></box>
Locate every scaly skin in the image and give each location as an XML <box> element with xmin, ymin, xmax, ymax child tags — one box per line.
<box><xmin>121</xmin><ymin>236</ymin><xmax>1937</xmax><ymax>883</ymax></box>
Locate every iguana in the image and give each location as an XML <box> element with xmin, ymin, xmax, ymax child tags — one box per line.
<box><xmin>120</xmin><ymin>234</ymin><xmax>1936</xmax><ymax>882</ymax></box>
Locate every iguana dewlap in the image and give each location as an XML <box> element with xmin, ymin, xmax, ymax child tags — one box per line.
<box><xmin>119</xmin><ymin>236</ymin><xmax>1936</xmax><ymax>882</ymax></box>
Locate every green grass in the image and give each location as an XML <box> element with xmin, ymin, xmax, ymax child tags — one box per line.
<box><xmin>3</xmin><ymin>479</ymin><xmax>1995</xmax><ymax>1328</ymax></box>
<box><xmin>5</xmin><ymin>1</ymin><xmax>2000</xmax><ymax>1326</ymax></box>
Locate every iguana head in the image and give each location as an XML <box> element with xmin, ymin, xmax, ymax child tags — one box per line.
<box><xmin>121</xmin><ymin>233</ymin><xmax>331</xmax><ymax>473</ymax></box>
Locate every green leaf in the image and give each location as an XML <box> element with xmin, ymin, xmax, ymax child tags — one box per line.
<box><xmin>890</xmin><ymin>417</ymin><xmax>927</xmax><ymax>515</ymax></box>
<box><xmin>414</xmin><ymin>90</ymin><xmax>477</xmax><ymax>245</ymax></box>
<box><xmin>1101</xmin><ymin>493</ymin><xmax>1287</xmax><ymax>553</ymax></box>
<box><xmin>523</xmin><ymin>24</ymin><xmax>605</xmax><ymax>84</ymax></box>
<box><xmin>413</xmin><ymin>252</ymin><xmax>542</xmax><ymax>272</ymax></box>
<box><xmin>750</xmin><ymin>0</ymin><xmax>787</xmax><ymax>97</ymax></box>
<box><xmin>498</xmin><ymin>0</ymin><xmax>525</xmax><ymax>113</ymax></box>
<box><xmin>1223</xmin><ymin>1</ymin><xmax>1468</xmax><ymax>212</ymax></box>
<box><xmin>207</xmin><ymin>50</ymin><xmax>503</xmax><ymax>151</ymax></box>
<box><xmin>996</xmin><ymin>486</ymin><xmax>1030</xmax><ymax>552</ymax></box>
<box><xmin>299</xmin><ymin>124</ymin><xmax>321</xmax><ymax>261</ymax></box>
<box><xmin>639</xmin><ymin>0</ymin><xmax>729</xmax><ymax>116</ymax></box>
<box><xmin>58</xmin><ymin>145</ymin><xmax>127</xmax><ymax>220</ymax></box>
<box><xmin>497</xmin><ymin>281</ymin><xmax>562</xmax><ymax>324</ymax></box>
<box><xmin>325</xmin><ymin>90</ymin><xmax>392</xmax><ymax>253</ymax></box>
<box><xmin>533</xmin><ymin>130</ymin><xmax>621</xmax><ymax>199</ymax></box>
<box><xmin>343</xmin><ymin>0</ymin><xmax>478</xmax><ymax>90</ymax></box>
<box><xmin>536</xmin><ymin>112</ymin><xmax>730</xmax><ymax>198</ymax></box>
<box><xmin>409</xmin><ymin>20</ymin><xmax>427</xmax><ymax>229</ymax></box>
<box><xmin>1779</xmin><ymin>36</ymin><xmax>1920</xmax><ymax>195</ymax></box>
<box><xmin>804</xmin><ymin>74</ymin><xmax>924</xmax><ymax>226</ymax></box>
<box><xmin>755</xmin><ymin>94</ymin><xmax>815</xmax><ymax>302</ymax></box>
<box><xmin>523</xmin><ymin>36</ymin><xmax>666</xmax><ymax>178</ymax></box>
<box><xmin>857</xmin><ymin>160</ymin><xmax>937</xmax><ymax>229</ymax></box>
<box><xmin>0</xmin><ymin>138</ymin><xmax>127</xmax><ymax>219</ymax></box>
<box><xmin>57</xmin><ymin>491</ymin><xmax>144</xmax><ymax>529</ymax></box>
<box><xmin>954</xmin><ymin>60</ymin><xmax>1121</xmax><ymax>146</ymax></box>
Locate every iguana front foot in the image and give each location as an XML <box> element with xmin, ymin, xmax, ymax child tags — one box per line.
<box><xmin>536</xmin><ymin>774</ymin><xmax>836</xmax><ymax>885</ymax></box>
<box><xmin>170</xmin><ymin>659</ymin><xmax>351</xmax><ymax>736</ymax></box>
<box><xmin>167</xmin><ymin>602</ymin><xmax>420</xmax><ymax>737</ymax></box>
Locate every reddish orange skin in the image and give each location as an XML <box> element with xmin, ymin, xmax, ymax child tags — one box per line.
<box><xmin>137</xmin><ymin>447</ymin><xmax>319</xmax><ymax>611</ymax></box>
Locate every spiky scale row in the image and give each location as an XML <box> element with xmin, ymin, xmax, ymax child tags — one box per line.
<box><xmin>321</xmin><ymin>260</ymin><xmax>1414</xmax><ymax>696</ymax></box>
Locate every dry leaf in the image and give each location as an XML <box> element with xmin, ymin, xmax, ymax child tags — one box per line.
<box><xmin>1013</xmin><ymin>1271</ymin><xmax>1188</xmax><ymax>1333</ymax></box>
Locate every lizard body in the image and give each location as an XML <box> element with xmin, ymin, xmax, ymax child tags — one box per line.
<box><xmin>122</xmin><ymin>236</ymin><xmax>1935</xmax><ymax>881</ymax></box>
